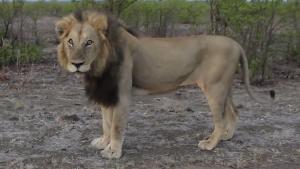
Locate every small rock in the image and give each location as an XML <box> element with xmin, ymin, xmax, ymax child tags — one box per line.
<box><xmin>14</xmin><ymin>100</ymin><xmax>24</xmax><ymax>109</ymax></box>
<box><xmin>9</xmin><ymin>116</ymin><xmax>19</xmax><ymax>121</ymax></box>
<box><xmin>235</xmin><ymin>139</ymin><xmax>244</xmax><ymax>144</ymax></box>
<box><xmin>236</xmin><ymin>104</ymin><xmax>244</xmax><ymax>109</ymax></box>
<box><xmin>126</xmin><ymin>160</ymin><xmax>135</xmax><ymax>166</ymax></box>
<box><xmin>185</xmin><ymin>107</ymin><xmax>194</xmax><ymax>112</ymax></box>
<box><xmin>175</xmin><ymin>92</ymin><xmax>182</xmax><ymax>96</ymax></box>
<box><xmin>0</xmin><ymin>73</ymin><xmax>9</xmax><ymax>81</ymax></box>
<box><xmin>59</xmin><ymin>114</ymin><xmax>80</xmax><ymax>122</ymax></box>
<box><xmin>25</xmin><ymin>164</ymin><xmax>36</xmax><ymax>169</ymax></box>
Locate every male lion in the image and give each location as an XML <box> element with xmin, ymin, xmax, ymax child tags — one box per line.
<box><xmin>56</xmin><ymin>10</ymin><xmax>259</xmax><ymax>159</ymax></box>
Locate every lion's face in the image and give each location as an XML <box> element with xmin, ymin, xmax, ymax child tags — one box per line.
<box><xmin>56</xmin><ymin>12</ymin><xmax>108</xmax><ymax>74</ymax></box>
<box><xmin>63</xmin><ymin>23</ymin><xmax>101</xmax><ymax>73</ymax></box>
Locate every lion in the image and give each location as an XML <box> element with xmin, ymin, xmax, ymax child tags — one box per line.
<box><xmin>55</xmin><ymin>10</ymin><xmax>266</xmax><ymax>159</ymax></box>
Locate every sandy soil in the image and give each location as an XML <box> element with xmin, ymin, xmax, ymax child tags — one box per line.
<box><xmin>0</xmin><ymin>57</ymin><xmax>300</xmax><ymax>169</ymax></box>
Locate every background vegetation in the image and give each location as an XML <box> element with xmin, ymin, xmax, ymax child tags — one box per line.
<box><xmin>0</xmin><ymin>0</ymin><xmax>299</xmax><ymax>82</ymax></box>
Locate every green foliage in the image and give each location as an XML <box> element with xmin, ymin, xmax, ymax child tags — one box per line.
<box><xmin>279</xmin><ymin>1</ymin><xmax>300</xmax><ymax>62</ymax></box>
<box><xmin>0</xmin><ymin>44</ymin><xmax>42</xmax><ymax>67</ymax></box>
<box><xmin>213</xmin><ymin>0</ymin><xmax>300</xmax><ymax>81</ymax></box>
<box><xmin>121</xmin><ymin>0</ymin><xmax>209</xmax><ymax>35</ymax></box>
<box><xmin>24</xmin><ymin>1</ymin><xmax>47</xmax><ymax>18</ymax></box>
<box><xmin>122</xmin><ymin>0</ymin><xmax>209</xmax><ymax>24</ymax></box>
<box><xmin>1</xmin><ymin>0</ymin><xmax>299</xmax><ymax>82</ymax></box>
<box><xmin>178</xmin><ymin>1</ymin><xmax>209</xmax><ymax>25</ymax></box>
<box><xmin>0</xmin><ymin>1</ymin><xmax>15</xmax><ymax>38</ymax></box>
<box><xmin>0</xmin><ymin>1</ymin><xmax>14</xmax><ymax>19</ymax></box>
<box><xmin>22</xmin><ymin>0</ymin><xmax>103</xmax><ymax>17</ymax></box>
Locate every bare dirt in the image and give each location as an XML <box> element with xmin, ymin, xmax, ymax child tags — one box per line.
<box><xmin>0</xmin><ymin>16</ymin><xmax>300</xmax><ymax>169</ymax></box>
<box><xmin>0</xmin><ymin>57</ymin><xmax>300</xmax><ymax>169</ymax></box>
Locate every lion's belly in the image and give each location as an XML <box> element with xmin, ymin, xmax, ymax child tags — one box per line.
<box><xmin>132</xmin><ymin>54</ymin><xmax>200</xmax><ymax>93</ymax></box>
<box><xmin>130</xmin><ymin>37</ymin><xmax>208</xmax><ymax>93</ymax></box>
<box><xmin>132</xmin><ymin>72</ymin><xmax>185</xmax><ymax>93</ymax></box>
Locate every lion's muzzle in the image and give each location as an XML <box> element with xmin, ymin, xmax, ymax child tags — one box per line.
<box><xmin>67</xmin><ymin>61</ymin><xmax>90</xmax><ymax>73</ymax></box>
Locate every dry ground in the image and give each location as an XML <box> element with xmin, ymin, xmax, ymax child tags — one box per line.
<box><xmin>0</xmin><ymin>59</ymin><xmax>300</xmax><ymax>169</ymax></box>
<box><xmin>0</xmin><ymin>16</ymin><xmax>300</xmax><ymax>169</ymax></box>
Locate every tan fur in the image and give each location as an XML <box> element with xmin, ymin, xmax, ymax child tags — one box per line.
<box><xmin>56</xmin><ymin>11</ymin><xmax>256</xmax><ymax>159</ymax></box>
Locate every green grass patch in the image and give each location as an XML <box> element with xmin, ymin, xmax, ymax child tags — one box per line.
<box><xmin>0</xmin><ymin>44</ymin><xmax>42</xmax><ymax>67</ymax></box>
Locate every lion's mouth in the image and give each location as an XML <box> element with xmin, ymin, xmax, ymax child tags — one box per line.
<box><xmin>75</xmin><ymin>70</ymin><xmax>84</xmax><ymax>73</ymax></box>
<box><xmin>74</xmin><ymin>69</ymin><xmax>89</xmax><ymax>74</ymax></box>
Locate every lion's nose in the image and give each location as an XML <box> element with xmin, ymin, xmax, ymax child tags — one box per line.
<box><xmin>72</xmin><ymin>62</ymin><xmax>84</xmax><ymax>69</ymax></box>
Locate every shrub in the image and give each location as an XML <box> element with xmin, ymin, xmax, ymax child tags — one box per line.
<box><xmin>0</xmin><ymin>44</ymin><xmax>42</xmax><ymax>67</ymax></box>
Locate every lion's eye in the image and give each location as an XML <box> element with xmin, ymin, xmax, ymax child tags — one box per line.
<box><xmin>68</xmin><ymin>39</ymin><xmax>73</xmax><ymax>47</ymax></box>
<box><xmin>85</xmin><ymin>40</ymin><xmax>94</xmax><ymax>47</ymax></box>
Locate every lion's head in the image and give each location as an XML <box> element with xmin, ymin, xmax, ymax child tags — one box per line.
<box><xmin>55</xmin><ymin>10</ymin><xmax>112</xmax><ymax>75</ymax></box>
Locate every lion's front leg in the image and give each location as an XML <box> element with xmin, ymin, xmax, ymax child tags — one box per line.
<box><xmin>91</xmin><ymin>106</ymin><xmax>112</xmax><ymax>149</ymax></box>
<box><xmin>101</xmin><ymin>97</ymin><xmax>129</xmax><ymax>159</ymax></box>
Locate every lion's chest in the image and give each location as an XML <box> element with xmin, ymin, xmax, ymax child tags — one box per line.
<box><xmin>84</xmin><ymin>67</ymin><xmax>120</xmax><ymax>107</ymax></box>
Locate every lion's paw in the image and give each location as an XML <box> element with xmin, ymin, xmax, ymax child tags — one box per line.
<box><xmin>222</xmin><ymin>129</ymin><xmax>234</xmax><ymax>141</ymax></box>
<box><xmin>101</xmin><ymin>144</ymin><xmax>122</xmax><ymax>159</ymax></box>
<box><xmin>198</xmin><ymin>139</ymin><xmax>216</xmax><ymax>150</ymax></box>
<box><xmin>91</xmin><ymin>137</ymin><xmax>109</xmax><ymax>150</ymax></box>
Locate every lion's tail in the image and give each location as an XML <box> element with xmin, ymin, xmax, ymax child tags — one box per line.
<box><xmin>239</xmin><ymin>46</ymin><xmax>258</xmax><ymax>101</ymax></box>
<box><xmin>238</xmin><ymin>45</ymin><xmax>275</xmax><ymax>103</ymax></box>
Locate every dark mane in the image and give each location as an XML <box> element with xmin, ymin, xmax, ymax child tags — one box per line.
<box><xmin>74</xmin><ymin>9</ymin><xmax>83</xmax><ymax>22</ymax></box>
<box><xmin>84</xmin><ymin>52</ymin><xmax>123</xmax><ymax>107</ymax></box>
<box><xmin>81</xmin><ymin>10</ymin><xmax>131</xmax><ymax>107</ymax></box>
<box><xmin>105</xmin><ymin>11</ymin><xmax>140</xmax><ymax>40</ymax></box>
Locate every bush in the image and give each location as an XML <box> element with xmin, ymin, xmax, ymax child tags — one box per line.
<box><xmin>121</xmin><ymin>0</ymin><xmax>209</xmax><ymax>36</ymax></box>
<box><xmin>0</xmin><ymin>44</ymin><xmax>42</xmax><ymax>67</ymax></box>
<box><xmin>211</xmin><ymin>0</ymin><xmax>298</xmax><ymax>82</ymax></box>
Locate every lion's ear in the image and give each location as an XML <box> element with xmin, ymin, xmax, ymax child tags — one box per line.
<box><xmin>55</xmin><ymin>24</ymin><xmax>64</xmax><ymax>38</ymax></box>
<box><xmin>55</xmin><ymin>16</ymin><xmax>75</xmax><ymax>39</ymax></box>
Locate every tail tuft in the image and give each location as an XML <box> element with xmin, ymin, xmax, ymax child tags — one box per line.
<box><xmin>269</xmin><ymin>90</ymin><xmax>275</xmax><ymax>100</ymax></box>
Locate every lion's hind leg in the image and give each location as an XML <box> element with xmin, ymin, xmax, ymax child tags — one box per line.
<box><xmin>197</xmin><ymin>81</ymin><xmax>228</xmax><ymax>150</ymax></box>
<box><xmin>222</xmin><ymin>93</ymin><xmax>238</xmax><ymax>141</ymax></box>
